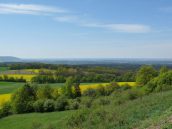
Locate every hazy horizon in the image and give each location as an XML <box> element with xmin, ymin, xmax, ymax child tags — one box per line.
<box><xmin>0</xmin><ymin>0</ymin><xmax>172</xmax><ymax>58</ymax></box>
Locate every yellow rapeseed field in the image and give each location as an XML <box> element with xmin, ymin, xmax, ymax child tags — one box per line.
<box><xmin>0</xmin><ymin>94</ymin><xmax>11</xmax><ymax>107</ymax></box>
<box><xmin>80</xmin><ymin>82</ymin><xmax>137</xmax><ymax>92</ymax></box>
<box><xmin>0</xmin><ymin>74</ymin><xmax>36</xmax><ymax>82</ymax></box>
<box><xmin>117</xmin><ymin>82</ymin><xmax>137</xmax><ymax>86</ymax></box>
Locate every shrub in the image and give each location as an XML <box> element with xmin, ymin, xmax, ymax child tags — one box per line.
<box><xmin>0</xmin><ymin>102</ymin><xmax>12</xmax><ymax>118</ymax></box>
<box><xmin>96</xmin><ymin>85</ymin><xmax>106</xmax><ymax>96</ymax></box>
<box><xmin>80</xmin><ymin>97</ymin><xmax>93</xmax><ymax>108</ymax></box>
<box><xmin>68</xmin><ymin>99</ymin><xmax>80</xmax><ymax>110</ymax></box>
<box><xmin>33</xmin><ymin>99</ymin><xmax>45</xmax><ymax>112</ymax></box>
<box><xmin>54</xmin><ymin>96</ymin><xmax>68</xmax><ymax>111</ymax></box>
<box><xmin>52</xmin><ymin>88</ymin><xmax>60</xmax><ymax>100</ymax></box>
<box><xmin>67</xmin><ymin>109</ymin><xmax>89</xmax><ymax>129</ymax></box>
<box><xmin>104</xmin><ymin>83</ymin><xmax>120</xmax><ymax>95</ymax></box>
<box><xmin>98</xmin><ymin>98</ymin><xmax>111</xmax><ymax>106</ymax></box>
<box><xmin>146</xmin><ymin>71</ymin><xmax>172</xmax><ymax>92</ymax></box>
<box><xmin>83</xmin><ymin>88</ymin><xmax>97</xmax><ymax>97</ymax></box>
<box><xmin>36</xmin><ymin>85</ymin><xmax>53</xmax><ymax>100</ymax></box>
<box><xmin>43</xmin><ymin>99</ymin><xmax>55</xmax><ymax>112</ymax></box>
<box><xmin>136</xmin><ymin>65</ymin><xmax>157</xmax><ymax>85</ymax></box>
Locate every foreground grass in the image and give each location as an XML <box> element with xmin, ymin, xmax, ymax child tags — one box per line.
<box><xmin>1</xmin><ymin>90</ymin><xmax>172</xmax><ymax>129</ymax></box>
<box><xmin>0</xmin><ymin>111</ymin><xmax>73</xmax><ymax>129</ymax></box>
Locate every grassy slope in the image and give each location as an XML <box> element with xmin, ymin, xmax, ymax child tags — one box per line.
<box><xmin>1</xmin><ymin>91</ymin><xmax>172</xmax><ymax>129</ymax></box>
<box><xmin>0</xmin><ymin>111</ymin><xmax>73</xmax><ymax>129</ymax></box>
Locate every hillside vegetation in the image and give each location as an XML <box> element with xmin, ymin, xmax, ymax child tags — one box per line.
<box><xmin>0</xmin><ymin>90</ymin><xmax>172</xmax><ymax>129</ymax></box>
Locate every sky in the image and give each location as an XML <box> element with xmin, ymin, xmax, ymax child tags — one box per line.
<box><xmin>0</xmin><ymin>0</ymin><xmax>172</xmax><ymax>59</ymax></box>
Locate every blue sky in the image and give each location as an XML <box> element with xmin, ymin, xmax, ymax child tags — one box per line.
<box><xmin>0</xmin><ymin>0</ymin><xmax>172</xmax><ymax>58</ymax></box>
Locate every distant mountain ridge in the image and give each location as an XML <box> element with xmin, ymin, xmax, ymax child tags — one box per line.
<box><xmin>0</xmin><ymin>56</ymin><xmax>22</xmax><ymax>62</ymax></box>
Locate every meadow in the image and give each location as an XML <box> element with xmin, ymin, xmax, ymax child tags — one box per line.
<box><xmin>0</xmin><ymin>67</ymin><xmax>9</xmax><ymax>72</ymax></box>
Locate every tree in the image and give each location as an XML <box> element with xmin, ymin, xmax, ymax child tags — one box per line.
<box><xmin>36</xmin><ymin>85</ymin><xmax>53</xmax><ymax>99</ymax></box>
<box><xmin>73</xmin><ymin>82</ymin><xmax>81</xmax><ymax>98</ymax></box>
<box><xmin>136</xmin><ymin>65</ymin><xmax>157</xmax><ymax>85</ymax></box>
<box><xmin>63</xmin><ymin>77</ymin><xmax>75</xmax><ymax>98</ymax></box>
<box><xmin>160</xmin><ymin>66</ymin><xmax>168</xmax><ymax>75</ymax></box>
<box><xmin>146</xmin><ymin>71</ymin><xmax>172</xmax><ymax>92</ymax></box>
<box><xmin>11</xmin><ymin>84</ymin><xmax>36</xmax><ymax>113</ymax></box>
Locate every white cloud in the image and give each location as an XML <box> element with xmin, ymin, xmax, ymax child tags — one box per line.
<box><xmin>0</xmin><ymin>3</ymin><xmax>151</xmax><ymax>33</ymax></box>
<box><xmin>55</xmin><ymin>15</ymin><xmax>151</xmax><ymax>33</ymax></box>
<box><xmin>0</xmin><ymin>3</ymin><xmax>67</xmax><ymax>15</ymax></box>
<box><xmin>102</xmin><ymin>24</ymin><xmax>151</xmax><ymax>33</ymax></box>
<box><xmin>55</xmin><ymin>15</ymin><xmax>78</xmax><ymax>23</ymax></box>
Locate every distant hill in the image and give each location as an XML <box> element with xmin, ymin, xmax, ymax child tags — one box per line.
<box><xmin>0</xmin><ymin>56</ymin><xmax>22</xmax><ymax>62</ymax></box>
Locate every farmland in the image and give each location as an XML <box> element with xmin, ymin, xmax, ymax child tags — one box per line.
<box><xmin>0</xmin><ymin>63</ymin><xmax>172</xmax><ymax>129</ymax></box>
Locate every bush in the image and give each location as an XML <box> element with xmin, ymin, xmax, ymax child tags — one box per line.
<box><xmin>136</xmin><ymin>65</ymin><xmax>158</xmax><ymax>85</ymax></box>
<box><xmin>52</xmin><ymin>88</ymin><xmax>60</xmax><ymax>100</ymax></box>
<box><xmin>68</xmin><ymin>99</ymin><xmax>80</xmax><ymax>110</ymax></box>
<box><xmin>146</xmin><ymin>71</ymin><xmax>172</xmax><ymax>92</ymax></box>
<box><xmin>96</xmin><ymin>86</ymin><xmax>106</xmax><ymax>96</ymax></box>
<box><xmin>104</xmin><ymin>83</ymin><xmax>120</xmax><ymax>95</ymax></box>
<box><xmin>54</xmin><ymin>96</ymin><xmax>68</xmax><ymax>111</ymax></box>
<box><xmin>43</xmin><ymin>99</ymin><xmax>55</xmax><ymax>112</ymax></box>
<box><xmin>83</xmin><ymin>88</ymin><xmax>97</xmax><ymax>97</ymax></box>
<box><xmin>0</xmin><ymin>102</ymin><xmax>12</xmax><ymax>118</ymax></box>
<box><xmin>67</xmin><ymin>109</ymin><xmax>89</xmax><ymax>129</ymax></box>
<box><xmin>33</xmin><ymin>99</ymin><xmax>45</xmax><ymax>112</ymax></box>
<box><xmin>80</xmin><ymin>97</ymin><xmax>93</xmax><ymax>108</ymax></box>
<box><xmin>36</xmin><ymin>85</ymin><xmax>53</xmax><ymax>100</ymax></box>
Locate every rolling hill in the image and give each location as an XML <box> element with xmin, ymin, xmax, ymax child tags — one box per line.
<box><xmin>0</xmin><ymin>56</ymin><xmax>22</xmax><ymax>62</ymax></box>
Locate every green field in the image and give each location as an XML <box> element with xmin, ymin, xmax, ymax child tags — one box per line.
<box><xmin>0</xmin><ymin>82</ymin><xmax>25</xmax><ymax>94</ymax></box>
<box><xmin>0</xmin><ymin>67</ymin><xmax>9</xmax><ymax>72</ymax></box>
<box><xmin>0</xmin><ymin>90</ymin><xmax>172</xmax><ymax>129</ymax></box>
